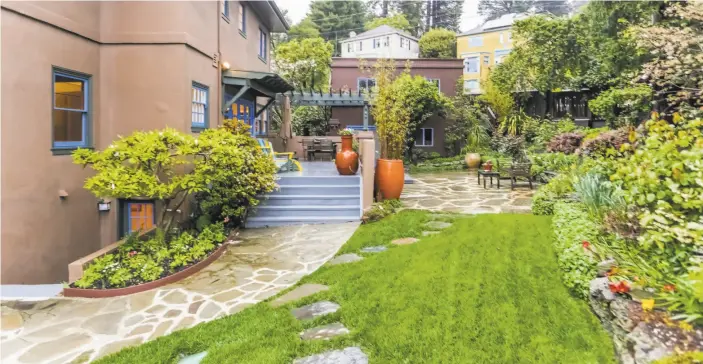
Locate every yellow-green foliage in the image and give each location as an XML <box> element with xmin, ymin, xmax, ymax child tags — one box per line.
<box><xmin>371</xmin><ymin>59</ymin><xmax>411</xmax><ymax>160</ymax></box>
<box><xmin>418</xmin><ymin>28</ymin><xmax>457</xmax><ymax>58</ymax></box>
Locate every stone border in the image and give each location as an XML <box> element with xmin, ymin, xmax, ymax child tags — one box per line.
<box><xmin>63</xmin><ymin>243</ymin><xmax>229</xmax><ymax>298</ymax></box>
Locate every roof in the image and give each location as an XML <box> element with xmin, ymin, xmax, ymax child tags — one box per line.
<box><xmin>222</xmin><ymin>70</ymin><xmax>294</xmax><ymax>96</ymax></box>
<box><xmin>342</xmin><ymin>25</ymin><xmax>418</xmax><ymax>42</ymax></box>
<box><xmin>458</xmin><ymin>13</ymin><xmax>528</xmax><ymax>36</ymax></box>
<box><xmin>246</xmin><ymin>1</ymin><xmax>289</xmax><ymax>32</ymax></box>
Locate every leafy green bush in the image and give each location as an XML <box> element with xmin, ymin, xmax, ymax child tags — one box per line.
<box><xmin>547</xmin><ymin>132</ymin><xmax>585</xmax><ymax>154</ymax></box>
<box><xmin>654</xmin><ymin>351</ymin><xmax>703</xmax><ymax>364</ymax></box>
<box><xmin>588</xmin><ymin>84</ymin><xmax>652</xmax><ymax>127</ymax></box>
<box><xmin>552</xmin><ymin>202</ymin><xmax>600</xmax><ymax>298</ymax></box>
<box><xmin>362</xmin><ymin>199</ymin><xmax>403</xmax><ymax>223</ymax></box>
<box><xmin>489</xmin><ymin>134</ymin><xmax>527</xmax><ymax>160</ymax></box>
<box><xmin>578</xmin><ymin>127</ymin><xmax>630</xmax><ymax>158</ymax></box>
<box><xmin>530</xmin><ymin>152</ymin><xmax>579</xmax><ymax>179</ymax></box>
<box><xmin>609</xmin><ymin>113</ymin><xmax>703</xmax><ymax>323</ymax></box>
<box><xmin>532</xmin><ymin>173</ymin><xmax>575</xmax><ymax>215</ymax></box>
<box><xmin>73</xmin><ymin>223</ymin><xmax>227</xmax><ymax>289</ymax></box>
<box><xmin>522</xmin><ymin>115</ymin><xmax>579</xmax><ymax>152</ymax></box>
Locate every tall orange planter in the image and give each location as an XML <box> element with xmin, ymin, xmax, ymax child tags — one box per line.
<box><xmin>335</xmin><ymin>135</ymin><xmax>359</xmax><ymax>175</ymax></box>
<box><xmin>376</xmin><ymin>159</ymin><xmax>404</xmax><ymax>199</ymax></box>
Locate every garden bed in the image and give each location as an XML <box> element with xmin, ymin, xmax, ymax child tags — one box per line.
<box><xmin>63</xmin><ymin>242</ymin><xmax>228</xmax><ymax>298</ymax></box>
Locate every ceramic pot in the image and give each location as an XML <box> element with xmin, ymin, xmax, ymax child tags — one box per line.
<box><xmin>465</xmin><ymin>153</ymin><xmax>481</xmax><ymax>168</ymax></box>
<box><xmin>376</xmin><ymin>159</ymin><xmax>404</xmax><ymax>200</ymax></box>
<box><xmin>335</xmin><ymin>135</ymin><xmax>359</xmax><ymax>175</ymax></box>
<box><xmin>483</xmin><ymin>160</ymin><xmax>493</xmax><ymax>171</ymax></box>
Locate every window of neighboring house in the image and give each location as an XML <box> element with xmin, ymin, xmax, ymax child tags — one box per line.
<box><xmin>120</xmin><ymin>200</ymin><xmax>155</xmax><ymax>237</ymax></box>
<box><xmin>426</xmin><ymin>78</ymin><xmax>441</xmax><ymax>93</ymax></box>
<box><xmin>222</xmin><ymin>0</ymin><xmax>229</xmax><ymax>18</ymax></box>
<box><xmin>358</xmin><ymin>41</ymin><xmax>363</xmax><ymax>51</ymax></box>
<box><xmin>469</xmin><ymin>36</ymin><xmax>483</xmax><ymax>46</ymax></box>
<box><xmin>238</xmin><ymin>3</ymin><xmax>246</xmax><ymax>34</ymax></box>
<box><xmin>507</xmin><ymin>31</ymin><xmax>512</xmax><ymax>42</ymax></box>
<box><xmin>464</xmin><ymin>79</ymin><xmax>480</xmax><ymax>93</ymax></box>
<box><xmin>483</xmin><ymin>55</ymin><xmax>490</xmax><ymax>65</ymax></box>
<box><xmin>415</xmin><ymin>128</ymin><xmax>434</xmax><ymax>147</ymax></box>
<box><xmin>375</xmin><ymin>38</ymin><xmax>383</xmax><ymax>48</ymax></box>
<box><xmin>191</xmin><ymin>83</ymin><xmax>208</xmax><ymax>130</ymax></box>
<box><xmin>500</xmin><ymin>32</ymin><xmax>504</xmax><ymax>44</ymax></box>
<box><xmin>347</xmin><ymin>43</ymin><xmax>353</xmax><ymax>52</ymax></box>
<box><xmin>357</xmin><ymin>77</ymin><xmax>376</xmax><ymax>91</ymax></box>
<box><xmin>383</xmin><ymin>36</ymin><xmax>389</xmax><ymax>47</ymax></box>
<box><xmin>258</xmin><ymin>29</ymin><xmax>267</xmax><ymax>60</ymax></box>
<box><xmin>52</xmin><ymin>68</ymin><xmax>90</xmax><ymax>150</ymax></box>
<box><xmin>400</xmin><ymin>37</ymin><xmax>406</xmax><ymax>48</ymax></box>
<box><xmin>464</xmin><ymin>57</ymin><xmax>479</xmax><ymax>73</ymax></box>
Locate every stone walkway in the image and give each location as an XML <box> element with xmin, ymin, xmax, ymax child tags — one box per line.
<box><xmin>402</xmin><ymin>171</ymin><xmax>534</xmax><ymax>214</ymax></box>
<box><xmin>0</xmin><ymin>222</ymin><xmax>359</xmax><ymax>364</ymax></box>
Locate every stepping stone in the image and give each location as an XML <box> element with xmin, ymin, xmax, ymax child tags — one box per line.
<box><xmin>391</xmin><ymin>237</ymin><xmax>419</xmax><ymax>245</ymax></box>
<box><xmin>270</xmin><ymin>284</ymin><xmax>329</xmax><ymax>308</ymax></box>
<box><xmin>178</xmin><ymin>351</ymin><xmax>207</xmax><ymax>364</ymax></box>
<box><xmin>424</xmin><ymin>221</ymin><xmax>452</xmax><ymax>230</ymax></box>
<box><xmin>293</xmin><ymin>347</ymin><xmax>368</xmax><ymax>364</ymax></box>
<box><xmin>292</xmin><ymin>301</ymin><xmax>340</xmax><ymax>321</ymax></box>
<box><xmin>360</xmin><ymin>246</ymin><xmax>387</xmax><ymax>253</ymax></box>
<box><xmin>327</xmin><ymin>253</ymin><xmax>363</xmax><ymax>266</ymax></box>
<box><xmin>300</xmin><ymin>322</ymin><xmax>349</xmax><ymax>341</ymax></box>
<box><xmin>422</xmin><ymin>231</ymin><xmax>440</xmax><ymax>236</ymax></box>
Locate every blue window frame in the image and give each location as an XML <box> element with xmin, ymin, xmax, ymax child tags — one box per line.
<box><xmin>238</xmin><ymin>3</ymin><xmax>246</xmax><ymax>34</ymax></box>
<box><xmin>191</xmin><ymin>83</ymin><xmax>208</xmax><ymax>129</ymax></box>
<box><xmin>222</xmin><ymin>0</ymin><xmax>229</xmax><ymax>18</ymax></box>
<box><xmin>234</xmin><ymin>99</ymin><xmax>255</xmax><ymax>129</ymax></box>
<box><xmin>52</xmin><ymin>68</ymin><xmax>90</xmax><ymax>150</ymax></box>
<box><xmin>357</xmin><ymin>77</ymin><xmax>376</xmax><ymax>91</ymax></box>
<box><xmin>120</xmin><ymin>200</ymin><xmax>155</xmax><ymax>237</ymax></box>
<box><xmin>258</xmin><ymin>29</ymin><xmax>267</xmax><ymax>60</ymax></box>
<box><xmin>469</xmin><ymin>36</ymin><xmax>483</xmax><ymax>47</ymax></box>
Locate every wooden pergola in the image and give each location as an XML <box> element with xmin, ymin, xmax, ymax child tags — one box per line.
<box><xmin>285</xmin><ymin>89</ymin><xmax>371</xmax><ymax>129</ymax></box>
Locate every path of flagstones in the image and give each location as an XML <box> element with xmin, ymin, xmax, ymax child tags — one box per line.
<box><xmin>0</xmin><ymin>222</ymin><xmax>359</xmax><ymax>364</ymax></box>
<box><xmin>402</xmin><ymin>171</ymin><xmax>535</xmax><ymax>214</ymax></box>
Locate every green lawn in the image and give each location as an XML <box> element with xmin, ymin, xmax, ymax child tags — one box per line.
<box><xmin>99</xmin><ymin>211</ymin><xmax>615</xmax><ymax>364</ymax></box>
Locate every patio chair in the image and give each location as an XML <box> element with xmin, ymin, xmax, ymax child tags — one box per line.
<box><xmin>508</xmin><ymin>162</ymin><xmax>534</xmax><ymax>190</ymax></box>
<box><xmin>257</xmin><ymin>139</ymin><xmax>302</xmax><ymax>172</ymax></box>
<box><xmin>317</xmin><ymin>139</ymin><xmax>336</xmax><ymax>161</ymax></box>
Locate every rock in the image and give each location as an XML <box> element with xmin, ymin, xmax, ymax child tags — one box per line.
<box><xmin>291</xmin><ymin>301</ymin><xmax>340</xmax><ymax>321</ymax></box>
<box><xmin>597</xmin><ymin>259</ymin><xmax>617</xmax><ymax>277</ymax></box>
<box><xmin>391</xmin><ymin>238</ymin><xmax>419</xmax><ymax>246</ymax></box>
<box><xmin>212</xmin><ymin>289</ymin><xmax>244</xmax><ymax>303</ymax></box>
<box><xmin>149</xmin><ymin>320</ymin><xmax>173</xmax><ymax>340</ymax></box>
<box><xmin>19</xmin><ymin>333</ymin><xmax>92</xmax><ymax>362</ymax></box>
<box><xmin>610</xmin><ymin>298</ymin><xmax>637</xmax><ymax>332</ymax></box>
<box><xmin>424</xmin><ymin>221</ymin><xmax>452</xmax><ymax>230</ymax></box>
<box><xmin>293</xmin><ymin>347</ymin><xmax>368</xmax><ymax>364</ymax></box>
<box><xmin>81</xmin><ymin>312</ymin><xmax>123</xmax><ymax>335</ymax></box>
<box><xmin>127</xmin><ymin>325</ymin><xmax>153</xmax><ymax>337</ymax></box>
<box><xmin>590</xmin><ymin>277</ymin><xmax>616</xmax><ymax>302</ymax></box>
<box><xmin>188</xmin><ymin>300</ymin><xmax>204</xmax><ymax>314</ymax></box>
<box><xmin>327</xmin><ymin>254</ymin><xmax>363</xmax><ymax>266</ymax></box>
<box><xmin>270</xmin><ymin>284</ymin><xmax>329</xmax><ymax>308</ymax></box>
<box><xmin>162</xmin><ymin>290</ymin><xmax>188</xmax><ymax>305</ymax></box>
<box><xmin>178</xmin><ymin>351</ymin><xmax>207</xmax><ymax>364</ymax></box>
<box><xmin>300</xmin><ymin>323</ymin><xmax>349</xmax><ymax>340</ymax></box>
<box><xmin>198</xmin><ymin>303</ymin><xmax>221</xmax><ymax>320</ymax></box>
<box><xmin>628</xmin><ymin>322</ymin><xmax>671</xmax><ymax>364</ymax></box>
<box><xmin>1</xmin><ymin>308</ymin><xmax>24</xmax><ymax>331</ymax></box>
<box><xmin>360</xmin><ymin>246</ymin><xmax>387</xmax><ymax>253</ymax></box>
<box><xmin>422</xmin><ymin>231</ymin><xmax>440</xmax><ymax>236</ymax></box>
<box><xmin>98</xmin><ymin>337</ymin><xmax>143</xmax><ymax>358</ymax></box>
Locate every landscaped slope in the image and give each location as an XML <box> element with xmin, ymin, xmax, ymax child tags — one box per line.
<box><xmin>99</xmin><ymin>211</ymin><xmax>614</xmax><ymax>364</ymax></box>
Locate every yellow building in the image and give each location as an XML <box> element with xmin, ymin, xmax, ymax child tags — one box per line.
<box><xmin>456</xmin><ymin>13</ymin><xmax>527</xmax><ymax>94</ymax></box>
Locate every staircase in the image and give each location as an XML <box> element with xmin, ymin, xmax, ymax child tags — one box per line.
<box><xmin>245</xmin><ymin>174</ymin><xmax>362</xmax><ymax>228</ymax></box>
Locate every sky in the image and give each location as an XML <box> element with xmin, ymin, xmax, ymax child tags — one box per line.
<box><xmin>275</xmin><ymin>0</ymin><xmax>485</xmax><ymax>34</ymax></box>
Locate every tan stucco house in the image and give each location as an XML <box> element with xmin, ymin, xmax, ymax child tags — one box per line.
<box><xmin>1</xmin><ymin>1</ymin><xmax>292</xmax><ymax>284</ymax></box>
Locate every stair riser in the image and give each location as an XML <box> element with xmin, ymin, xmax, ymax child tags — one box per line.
<box><xmin>270</xmin><ymin>187</ymin><xmax>360</xmax><ymax>196</ymax></box>
<box><xmin>253</xmin><ymin>208</ymin><xmax>360</xmax><ymax>218</ymax></box>
<box><xmin>245</xmin><ymin>219</ymin><xmax>357</xmax><ymax>228</ymax></box>
<box><xmin>277</xmin><ymin>177</ymin><xmax>360</xmax><ymax>186</ymax></box>
<box><xmin>259</xmin><ymin>198</ymin><xmax>360</xmax><ymax>206</ymax></box>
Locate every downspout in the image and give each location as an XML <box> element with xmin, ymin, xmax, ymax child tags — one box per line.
<box><xmin>217</xmin><ymin>2</ymin><xmax>222</xmax><ymax>125</ymax></box>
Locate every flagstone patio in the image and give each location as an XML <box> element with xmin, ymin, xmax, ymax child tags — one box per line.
<box><xmin>402</xmin><ymin>171</ymin><xmax>535</xmax><ymax>214</ymax></box>
<box><xmin>0</xmin><ymin>222</ymin><xmax>359</xmax><ymax>364</ymax></box>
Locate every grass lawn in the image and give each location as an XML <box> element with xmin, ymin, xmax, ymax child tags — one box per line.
<box><xmin>99</xmin><ymin>211</ymin><xmax>615</xmax><ymax>364</ymax></box>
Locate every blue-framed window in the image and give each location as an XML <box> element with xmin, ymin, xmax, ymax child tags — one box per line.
<box><xmin>238</xmin><ymin>3</ymin><xmax>246</xmax><ymax>34</ymax></box>
<box><xmin>120</xmin><ymin>200</ymin><xmax>155</xmax><ymax>237</ymax></box>
<box><xmin>464</xmin><ymin>57</ymin><xmax>479</xmax><ymax>73</ymax></box>
<box><xmin>52</xmin><ymin>68</ymin><xmax>90</xmax><ymax>150</ymax></box>
<box><xmin>221</xmin><ymin>0</ymin><xmax>229</xmax><ymax>18</ymax></box>
<box><xmin>469</xmin><ymin>36</ymin><xmax>483</xmax><ymax>47</ymax></box>
<box><xmin>258</xmin><ymin>29</ymin><xmax>267</xmax><ymax>60</ymax></box>
<box><xmin>357</xmin><ymin>77</ymin><xmax>376</xmax><ymax>91</ymax></box>
<box><xmin>234</xmin><ymin>99</ymin><xmax>255</xmax><ymax>129</ymax></box>
<box><xmin>191</xmin><ymin>83</ymin><xmax>208</xmax><ymax>129</ymax></box>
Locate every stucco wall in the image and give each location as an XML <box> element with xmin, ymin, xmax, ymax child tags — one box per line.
<box><xmin>220</xmin><ymin>1</ymin><xmax>271</xmax><ymax>73</ymax></box>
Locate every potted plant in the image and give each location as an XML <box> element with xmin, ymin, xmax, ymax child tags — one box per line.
<box><xmin>335</xmin><ymin>128</ymin><xmax>359</xmax><ymax>175</ymax></box>
<box><xmin>371</xmin><ymin>59</ymin><xmax>411</xmax><ymax>200</ymax></box>
<box><xmin>448</xmin><ymin>95</ymin><xmax>490</xmax><ymax>169</ymax></box>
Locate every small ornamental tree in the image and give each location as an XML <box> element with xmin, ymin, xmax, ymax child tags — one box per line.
<box><xmin>371</xmin><ymin>59</ymin><xmax>411</xmax><ymax>160</ymax></box>
<box><xmin>365</xmin><ymin>14</ymin><xmax>413</xmax><ymax>33</ymax></box>
<box><xmin>73</xmin><ymin>124</ymin><xmax>276</xmax><ymax>232</ymax></box>
<box><xmin>418</xmin><ymin>28</ymin><xmax>457</xmax><ymax>59</ymax></box>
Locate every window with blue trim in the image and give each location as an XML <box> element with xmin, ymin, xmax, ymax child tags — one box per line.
<box><xmin>221</xmin><ymin>0</ymin><xmax>229</xmax><ymax>18</ymax></box>
<box><xmin>469</xmin><ymin>36</ymin><xmax>483</xmax><ymax>46</ymax></box>
<box><xmin>258</xmin><ymin>29</ymin><xmax>267</xmax><ymax>60</ymax></box>
<box><xmin>120</xmin><ymin>200</ymin><xmax>155</xmax><ymax>237</ymax></box>
<box><xmin>191</xmin><ymin>83</ymin><xmax>208</xmax><ymax>129</ymax></box>
<box><xmin>357</xmin><ymin>77</ymin><xmax>376</xmax><ymax>91</ymax></box>
<box><xmin>238</xmin><ymin>3</ymin><xmax>246</xmax><ymax>34</ymax></box>
<box><xmin>53</xmin><ymin>69</ymin><xmax>90</xmax><ymax>149</ymax></box>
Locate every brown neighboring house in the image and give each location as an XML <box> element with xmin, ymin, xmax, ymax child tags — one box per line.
<box><xmin>1</xmin><ymin>1</ymin><xmax>291</xmax><ymax>284</ymax></box>
<box><xmin>329</xmin><ymin>57</ymin><xmax>463</xmax><ymax>156</ymax></box>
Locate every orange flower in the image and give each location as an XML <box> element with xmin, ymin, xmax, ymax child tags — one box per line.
<box><xmin>663</xmin><ymin>284</ymin><xmax>676</xmax><ymax>292</ymax></box>
<box><xmin>582</xmin><ymin>240</ymin><xmax>591</xmax><ymax>249</ymax></box>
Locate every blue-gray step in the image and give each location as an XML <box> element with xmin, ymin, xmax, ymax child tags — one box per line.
<box><xmin>246</xmin><ymin>175</ymin><xmax>362</xmax><ymax>228</ymax></box>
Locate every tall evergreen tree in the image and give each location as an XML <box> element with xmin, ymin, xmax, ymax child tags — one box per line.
<box><xmin>432</xmin><ymin>0</ymin><xmax>464</xmax><ymax>32</ymax></box>
<box><xmin>308</xmin><ymin>0</ymin><xmax>368</xmax><ymax>55</ymax></box>
<box><xmin>478</xmin><ymin>0</ymin><xmax>571</xmax><ymax>20</ymax></box>
<box><xmin>396</xmin><ymin>1</ymin><xmax>425</xmax><ymax>36</ymax></box>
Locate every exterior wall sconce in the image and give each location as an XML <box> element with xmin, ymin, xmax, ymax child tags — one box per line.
<box><xmin>97</xmin><ymin>199</ymin><xmax>111</xmax><ymax>212</ymax></box>
<box><xmin>58</xmin><ymin>190</ymin><xmax>69</xmax><ymax>200</ymax></box>
<box><xmin>221</xmin><ymin>61</ymin><xmax>230</xmax><ymax>71</ymax></box>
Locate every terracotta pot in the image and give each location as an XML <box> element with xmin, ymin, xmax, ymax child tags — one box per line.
<box><xmin>376</xmin><ymin>159</ymin><xmax>404</xmax><ymax>199</ymax></box>
<box><xmin>465</xmin><ymin>153</ymin><xmax>481</xmax><ymax>168</ymax></box>
<box><xmin>483</xmin><ymin>160</ymin><xmax>493</xmax><ymax>171</ymax></box>
<box><xmin>335</xmin><ymin>135</ymin><xmax>359</xmax><ymax>175</ymax></box>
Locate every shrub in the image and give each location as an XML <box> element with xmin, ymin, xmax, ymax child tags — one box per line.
<box><xmin>532</xmin><ymin>173</ymin><xmax>574</xmax><ymax>215</ymax></box>
<box><xmin>552</xmin><ymin>202</ymin><xmax>600</xmax><ymax>298</ymax></box>
<box><xmin>546</xmin><ymin>132</ymin><xmax>585</xmax><ymax>154</ymax></box>
<box><xmin>523</xmin><ymin>117</ymin><xmax>580</xmax><ymax>152</ymax></box>
<box><xmin>578</xmin><ymin>127</ymin><xmax>630</xmax><ymax>158</ymax></box>
<box><xmin>573</xmin><ymin>172</ymin><xmax>625</xmax><ymax>220</ymax></box>
<box><xmin>588</xmin><ymin>84</ymin><xmax>652</xmax><ymax>127</ymax></box>
<box><xmin>362</xmin><ymin>199</ymin><xmax>403</xmax><ymax>223</ymax></box>
<box><xmin>489</xmin><ymin>134</ymin><xmax>527</xmax><ymax>160</ymax></box>
<box><xmin>530</xmin><ymin>152</ymin><xmax>579</xmax><ymax>179</ymax></box>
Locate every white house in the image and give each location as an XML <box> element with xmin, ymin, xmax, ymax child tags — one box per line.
<box><xmin>340</xmin><ymin>25</ymin><xmax>419</xmax><ymax>59</ymax></box>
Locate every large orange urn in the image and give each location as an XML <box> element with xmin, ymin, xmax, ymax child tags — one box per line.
<box><xmin>376</xmin><ymin>159</ymin><xmax>404</xmax><ymax>200</ymax></box>
<box><xmin>335</xmin><ymin>135</ymin><xmax>359</xmax><ymax>175</ymax></box>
